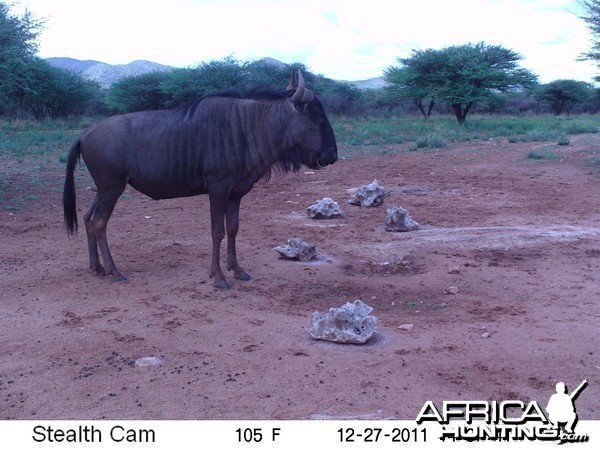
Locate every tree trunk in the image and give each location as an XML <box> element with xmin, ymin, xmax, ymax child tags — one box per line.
<box><xmin>426</xmin><ymin>100</ymin><xmax>435</xmax><ymax>117</ymax></box>
<box><xmin>451</xmin><ymin>102</ymin><xmax>473</xmax><ymax>124</ymax></box>
<box><xmin>463</xmin><ymin>101</ymin><xmax>473</xmax><ymax>120</ymax></box>
<box><xmin>414</xmin><ymin>99</ymin><xmax>427</xmax><ymax>118</ymax></box>
<box><xmin>451</xmin><ymin>104</ymin><xmax>464</xmax><ymax>123</ymax></box>
<box><xmin>414</xmin><ymin>98</ymin><xmax>435</xmax><ymax>118</ymax></box>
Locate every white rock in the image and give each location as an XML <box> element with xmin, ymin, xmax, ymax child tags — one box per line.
<box><xmin>310</xmin><ymin>300</ymin><xmax>377</xmax><ymax>344</ymax></box>
<box><xmin>398</xmin><ymin>323</ymin><xmax>414</xmax><ymax>331</ymax></box>
<box><xmin>135</xmin><ymin>356</ymin><xmax>164</xmax><ymax>367</ymax></box>
<box><xmin>347</xmin><ymin>180</ymin><xmax>386</xmax><ymax>207</ymax></box>
<box><xmin>274</xmin><ymin>238</ymin><xmax>317</xmax><ymax>262</ymax></box>
<box><xmin>385</xmin><ymin>207</ymin><xmax>420</xmax><ymax>232</ymax></box>
<box><xmin>307</xmin><ymin>198</ymin><xmax>344</xmax><ymax>219</ymax></box>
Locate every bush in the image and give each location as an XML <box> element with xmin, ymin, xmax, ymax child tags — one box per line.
<box><xmin>108</xmin><ymin>72</ymin><xmax>171</xmax><ymax>112</ymax></box>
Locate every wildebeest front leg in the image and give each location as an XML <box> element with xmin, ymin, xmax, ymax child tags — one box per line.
<box><xmin>225</xmin><ymin>197</ymin><xmax>250</xmax><ymax>281</ymax></box>
<box><xmin>208</xmin><ymin>193</ymin><xmax>230</xmax><ymax>289</ymax></box>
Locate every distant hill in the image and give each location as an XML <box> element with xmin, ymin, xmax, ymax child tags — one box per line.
<box><xmin>45</xmin><ymin>57</ymin><xmax>174</xmax><ymax>88</ymax></box>
<box><xmin>45</xmin><ymin>56</ymin><xmax>388</xmax><ymax>90</ymax></box>
<box><xmin>351</xmin><ymin>77</ymin><xmax>389</xmax><ymax>90</ymax></box>
<box><xmin>258</xmin><ymin>57</ymin><xmax>289</xmax><ymax>69</ymax></box>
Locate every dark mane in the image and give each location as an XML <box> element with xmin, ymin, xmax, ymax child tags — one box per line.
<box><xmin>174</xmin><ymin>88</ymin><xmax>292</xmax><ymax>121</ymax></box>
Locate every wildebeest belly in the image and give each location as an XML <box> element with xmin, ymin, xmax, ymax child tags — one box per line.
<box><xmin>127</xmin><ymin>171</ymin><xmax>207</xmax><ymax>200</ymax></box>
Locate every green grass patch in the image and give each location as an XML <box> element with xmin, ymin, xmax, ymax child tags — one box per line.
<box><xmin>0</xmin><ymin>119</ymin><xmax>84</xmax><ymax>210</ymax></box>
<box><xmin>0</xmin><ymin>120</ymin><xmax>78</xmax><ymax>160</ymax></box>
<box><xmin>0</xmin><ymin>114</ymin><xmax>599</xmax><ymax>208</ymax></box>
<box><xmin>332</xmin><ymin>114</ymin><xmax>598</xmax><ymax>157</ymax></box>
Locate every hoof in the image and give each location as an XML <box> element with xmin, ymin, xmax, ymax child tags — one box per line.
<box><xmin>108</xmin><ymin>272</ymin><xmax>128</xmax><ymax>282</ymax></box>
<box><xmin>234</xmin><ymin>272</ymin><xmax>251</xmax><ymax>281</ymax></box>
<box><xmin>214</xmin><ymin>280</ymin><xmax>230</xmax><ymax>289</ymax></box>
<box><xmin>90</xmin><ymin>265</ymin><xmax>106</xmax><ymax>277</ymax></box>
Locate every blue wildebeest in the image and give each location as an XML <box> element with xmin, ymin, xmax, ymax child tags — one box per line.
<box><xmin>63</xmin><ymin>71</ymin><xmax>337</xmax><ymax>288</ymax></box>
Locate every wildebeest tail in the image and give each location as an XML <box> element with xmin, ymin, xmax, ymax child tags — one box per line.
<box><xmin>63</xmin><ymin>139</ymin><xmax>81</xmax><ymax>235</ymax></box>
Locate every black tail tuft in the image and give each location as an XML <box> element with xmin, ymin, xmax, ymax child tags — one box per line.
<box><xmin>63</xmin><ymin>140</ymin><xmax>81</xmax><ymax>235</ymax></box>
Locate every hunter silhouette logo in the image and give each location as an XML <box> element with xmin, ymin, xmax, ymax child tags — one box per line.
<box><xmin>546</xmin><ymin>380</ymin><xmax>587</xmax><ymax>435</ymax></box>
<box><xmin>416</xmin><ymin>380</ymin><xmax>590</xmax><ymax>443</ymax></box>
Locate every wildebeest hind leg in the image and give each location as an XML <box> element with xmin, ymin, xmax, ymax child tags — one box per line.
<box><xmin>86</xmin><ymin>188</ymin><xmax>126</xmax><ymax>281</ymax></box>
<box><xmin>225</xmin><ymin>197</ymin><xmax>250</xmax><ymax>281</ymax></box>
<box><xmin>84</xmin><ymin>196</ymin><xmax>104</xmax><ymax>276</ymax></box>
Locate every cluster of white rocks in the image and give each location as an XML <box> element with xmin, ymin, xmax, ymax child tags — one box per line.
<box><xmin>274</xmin><ymin>181</ymin><xmax>426</xmax><ymax>345</ymax></box>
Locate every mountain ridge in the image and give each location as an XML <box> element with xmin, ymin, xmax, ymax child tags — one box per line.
<box><xmin>45</xmin><ymin>57</ymin><xmax>388</xmax><ymax>90</ymax></box>
<box><xmin>45</xmin><ymin>57</ymin><xmax>174</xmax><ymax>88</ymax></box>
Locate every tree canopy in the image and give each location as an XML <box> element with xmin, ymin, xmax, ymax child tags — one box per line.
<box><xmin>383</xmin><ymin>48</ymin><xmax>443</xmax><ymax>118</ymax></box>
<box><xmin>2</xmin><ymin>0</ymin><xmax>595</xmax><ymax>121</ymax></box>
<box><xmin>535</xmin><ymin>79</ymin><xmax>593</xmax><ymax>115</ymax></box>
<box><xmin>385</xmin><ymin>42</ymin><xmax>538</xmax><ymax>123</ymax></box>
<box><xmin>106</xmin><ymin>57</ymin><xmax>363</xmax><ymax>115</ymax></box>
<box><xmin>1</xmin><ymin>2</ymin><xmax>99</xmax><ymax>119</ymax></box>
<box><xmin>0</xmin><ymin>2</ymin><xmax>43</xmax><ymax>117</ymax></box>
<box><xmin>579</xmin><ymin>0</ymin><xmax>600</xmax><ymax>70</ymax></box>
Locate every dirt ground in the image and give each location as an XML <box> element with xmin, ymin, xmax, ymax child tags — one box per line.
<box><xmin>1</xmin><ymin>133</ymin><xmax>599</xmax><ymax>420</ymax></box>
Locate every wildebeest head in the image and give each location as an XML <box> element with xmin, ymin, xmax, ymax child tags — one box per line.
<box><xmin>283</xmin><ymin>71</ymin><xmax>338</xmax><ymax>171</ymax></box>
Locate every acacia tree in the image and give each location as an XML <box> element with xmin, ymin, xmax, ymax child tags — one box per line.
<box><xmin>385</xmin><ymin>43</ymin><xmax>538</xmax><ymax>123</ymax></box>
<box><xmin>579</xmin><ymin>0</ymin><xmax>600</xmax><ymax>70</ymax></box>
<box><xmin>384</xmin><ymin>49</ymin><xmax>442</xmax><ymax>118</ymax></box>
<box><xmin>0</xmin><ymin>2</ymin><xmax>44</xmax><ymax>117</ymax></box>
<box><xmin>1</xmin><ymin>2</ymin><xmax>98</xmax><ymax>119</ymax></box>
<box><xmin>535</xmin><ymin>79</ymin><xmax>592</xmax><ymax>115</ymax></box>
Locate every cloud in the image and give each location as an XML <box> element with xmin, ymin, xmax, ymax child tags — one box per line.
<box><xmin>12</xmin><ymin>0</ymin><xmax>599</xmax><ymax>82</ymax></box>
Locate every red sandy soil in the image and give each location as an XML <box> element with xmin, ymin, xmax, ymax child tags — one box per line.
<box><xmin>1</xmin><ymin>134</ymin><xmax>599</xmax><ymax>420</ymax></box>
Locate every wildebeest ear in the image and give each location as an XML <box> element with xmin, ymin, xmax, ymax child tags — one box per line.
<box><xmin>292</xmin><ymin>102</ymin><xmax>309</xmax><ymax>114</ymax></box>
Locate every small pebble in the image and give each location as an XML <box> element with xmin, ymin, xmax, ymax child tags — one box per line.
<box><xmin>448</xmin><ymin>266</ymin><xmax>460</xmax><ymax>274</ymax></box>
<box><xmin>445</xmin><ymin>286</ymin><xmax>460</xmax><ymax>295</ymax></box>
<box><xmin>481</xmin><ymin>332</ymin><xmax>491</xmax><ymax>338</ymax></box>
<box><xmin>398</xmin><ymin>323</ymin><xmax>414</xmax><ymax>331</ymax></box>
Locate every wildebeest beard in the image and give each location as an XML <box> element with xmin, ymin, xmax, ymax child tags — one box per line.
<box><xmin>267</xmin><ymin>145</ymin><xmax>304</xmax><ymax>179</ymax></box>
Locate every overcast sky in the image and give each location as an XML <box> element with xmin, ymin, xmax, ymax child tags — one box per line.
<box><xmin>12</xmin><ymin>0</ymin><xmax>599</xmax><ymax>83</ymax></box>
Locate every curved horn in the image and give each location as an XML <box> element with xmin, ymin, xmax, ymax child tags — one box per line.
<box><xmin>287</xmin><ymin>70</ymin><xmax>296</xmax><ymax>90</ymax></box>
<box><xmin>291</xmin><ymin>70</ymin><xmax>305</xmax><ymax>104</ymax></box>
<box><xmin>291</xmin><ymin>70</ymin><xmax>314</xmax><ymax>104</ymax></box>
